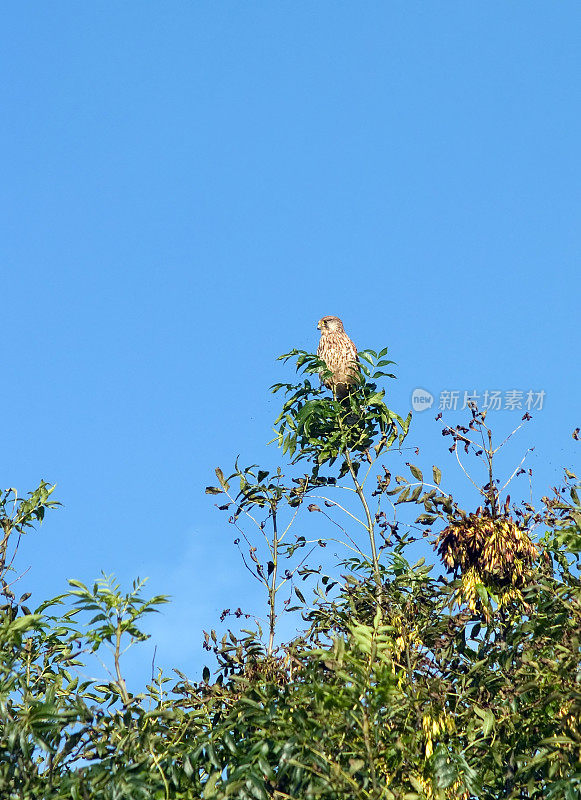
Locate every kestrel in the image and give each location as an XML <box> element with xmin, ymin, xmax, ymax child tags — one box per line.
<box><xmin>316</xmin><ymin>316</ymin><xmax>359</xmax><ymax>399</ymax></box>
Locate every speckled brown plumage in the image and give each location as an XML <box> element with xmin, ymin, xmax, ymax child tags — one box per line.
<box><xmin>316</xmin><ymin>316</ymin><xmax>358</xmax><ymax>399</ymax></box>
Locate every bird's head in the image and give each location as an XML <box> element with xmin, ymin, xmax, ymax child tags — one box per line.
<box><xmin>317</xmin><ymin>316</ymin><xmax>344</xmax><ymax>333</ymax></box>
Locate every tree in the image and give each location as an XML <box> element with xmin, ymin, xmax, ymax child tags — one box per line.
<box><xmin>0</xmin><ymin>348</ymin><xmax>579</xmax><ymax>798</ymax></box>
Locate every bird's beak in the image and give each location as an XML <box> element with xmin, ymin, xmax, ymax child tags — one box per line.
<box><xmin>316</xmin><ymin>321</ymin><xmax>321</xmax><ymax>330</ymax></box>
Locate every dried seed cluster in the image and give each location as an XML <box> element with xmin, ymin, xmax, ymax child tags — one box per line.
<box><xmin>436</xmin><ymin>510</ymin><xmax>538</xmax><ymax>616</ymax></box>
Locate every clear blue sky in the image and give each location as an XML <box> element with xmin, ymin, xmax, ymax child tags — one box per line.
<box><xmin>3</xmin><ymin>3</ymin><xmax>579</xmax><ymax>687</ymax></box>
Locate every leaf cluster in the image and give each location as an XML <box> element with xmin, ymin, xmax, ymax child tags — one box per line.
<box><xmin>271</xmin><ymin>349</ymin><xmax>410</xmax><ymax>475</ymax></box>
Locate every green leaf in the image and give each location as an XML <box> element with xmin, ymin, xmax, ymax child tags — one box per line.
<box><xmin>481</xmin><ymin>710</ymin><xmax>495</xmax><ymax>737</ymax></box>
<box><xmin>395</xmin><ymin>487</ymin><xmax>411</xmax><ymax>504</ymax></box>
<box><xmin>475</xmin><ymin>583</ymin><xmax>489</xmax><ymax>604</ymax></box>
<box><xmin>432</xmin><ymin>465</ymin><xmax>442</xmax><ymax>485</ymax></box>
<box><xmin>8</xmin><ymin>613</ymin><xmax>41</xmax><ymax>632</ymax></box>
<box><xmin>215</xmin><ymin>467</ymin><xmax>230</xmax><ymax>491</ymax></box>
<box><xmin>295</xmin><ymin>587</ymin><xmax>306</xmax><ymax>603</ymax></box>
<box><xmin>416</xmin><ymin>513</ymin><xmax>438</xmax><ymax>525</ymax></box>
<box><xmin>202</xmin><ymin>771</ymin><xmax>221</xmax><ymax>798</ymax></box>
<box><xmin>408</xmin><ymin>775</ymin><xmax>424</xmax><ymax>793</ymax></box>
<box><xmin>408</xmin><ymin>464</ymin><xmax>423</xmax><ymax>482</ymax></box>
<box><xmin>541</xmin><ymin>736</ymin><xmax>577</xmax><ymax>745</ymax></box>
<box><xmin>410</xmin><ymin>485</ymin><xmax>423</xmax><ymax>502</ymax></box>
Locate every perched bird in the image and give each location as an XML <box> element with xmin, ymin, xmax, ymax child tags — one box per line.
<box><xmin>316</xmin><ymin>316</ymin><xmax>359</xmax><ymax>399</ymax></box>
